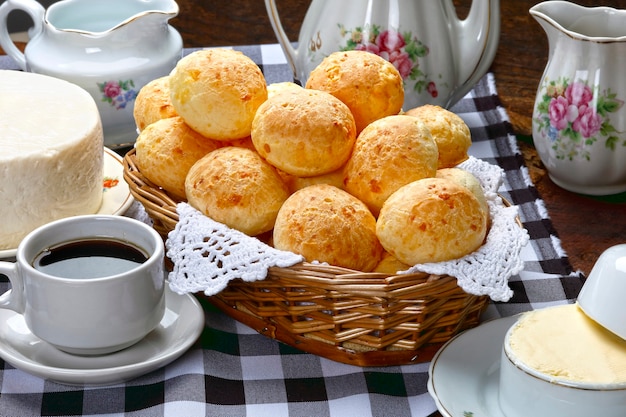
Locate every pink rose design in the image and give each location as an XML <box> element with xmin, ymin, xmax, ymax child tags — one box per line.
<box><xmin>377</xmin><ymin>30</ymin><xmax>405</xmax><ymax>53</ymax></box>
<box><xmin>387</xmin><ymin>50</ymin><xmax>413</xmax><ymax>79</ymax></box>
<box><xmin>103</xmin><ymin>81</ymin><xmax>122</xmax><ymax>99</ymax></box>
<box><xmin>427</xmin><ymin>82</ymin><xmax>438</xmax><ymax>98</ymax></box>
<box><xmin>355</xmin><ymin>43</ymin><xmax>381</xmax><ymax>54</ymax></box>
<box><xmin>572</xmin><ymin>104</ymin><xmax>602</xmax><ymax>138</ymax></box>
<box><xmin>565</xmin><ymin>81</ymin><xmax>593</xmax><ymax>107</ymax></box>
<box><xmin>548</xmin><ymin>96</ymin><xmax>571</xmax><ymax>130</ymax></box>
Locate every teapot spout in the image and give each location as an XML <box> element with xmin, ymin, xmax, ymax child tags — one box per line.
<box><xmin>444</xmin><ymin>0</ymin><xmax>500</xmax><ymax>107</ymax></box>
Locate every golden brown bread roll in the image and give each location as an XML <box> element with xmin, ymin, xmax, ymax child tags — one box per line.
<box><xmin>267</xmin><ymin>81</ymin><xmax>303</xmax><ymax>98</ymax></box>
<box><xmin>133</xmin><ymin>76</ymin><xmax>178</xmax><ymax>132</ymax></box>
<box><xmin>376</xmin><ymin>177</ymin><xmax>488</xmax><ymax>265</ymax></box>
<box><xmin>373</xmin><ymin>251</ymin><xmax>412</xmax><ymax>274</ymax></box>
<box><xmin>135</xmin><ymin>116</ymin><xmax>222</xmax><ymax>199</ymax></box>
<box><xmin>169</xmin><ymin>49</ymin><xmax>268</xmax><ymax>140</ymax></box>
<box><xmin>273</xmin><ymin>184</ymin><xmax>383</xmax><ymax>272</ymax></box>
<box><xmin>305</xmin><ymin>50</ymin><xmax>404</xmax><ymax>132</ymax></box>
<box><xmin>251</xmin><ymin>88</ymin><xmax>356</xmax><ymax>177</ymax></box>
<box><xmin>185</xmin><ymin>147</ymin><xmax>290</xmax><ymax>236</ymax></box>
<box><xmin>343</xmin><ymin>115</ymin><xmax>439</xmax><ymax>216</ymax></box>
<box><xmin>219</xmin><ymin>136</ymin><xmax>257</xmax><ymax>151</ymax></box>
<box><xmin>277</xmin><ymin>167</ymin><xmax>346</xmax><ymax>194</ymax></box>
<box><xmin>436</xmin><ymin>167</ymin><xmax>489</xmax><ymax>217</ymax></box>
<box><xmin>404</xmin><ymin>104</ymin><xmax>471</xmax><ymax>168</ymax></box>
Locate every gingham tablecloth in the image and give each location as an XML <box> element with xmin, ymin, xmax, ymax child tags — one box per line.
<box><xmin>0</xmin><ymin>45</ymin><xmax>584</xmax><ymax>417</ymax></box>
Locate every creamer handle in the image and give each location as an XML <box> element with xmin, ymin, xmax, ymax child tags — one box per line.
<box><xmin>0</xmin><ymin>0</ymin><xmax>45</xmax><ymax>70</ymax></box>
<box><xmin>0</xmin><ymin>261</ymin><xmax>25</xmax><ymax>314</ymax></box>
<box><xmin>264</xmin><ymin>0</ymin><xmax>298</xmax><ymax>78</ymax></box>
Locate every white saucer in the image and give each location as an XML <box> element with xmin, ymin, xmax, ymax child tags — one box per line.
<box><xmin>428</xmin><ymin>315</ymin><xmax>519</xmax><ymax>417</ymax></box>
<box><xmin>0</xmin><ymin>286</ymin><xmax>204</xmax><ymax>386</ymax></box>
<box><xmin>0</xmin><ymin>147</ymin><xmax>134</xmax><ymax>259</ymax></box>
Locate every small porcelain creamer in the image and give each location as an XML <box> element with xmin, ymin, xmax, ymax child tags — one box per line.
<box><xmin>0</xmin><ymin>0</ymin><xmax>183</xmax><ymax>148</ymax></box>
<box><xmin>530</xmin><ymin>1</ymin><xmax>626</xmax><ymax>195</ymax></box>
<box><xmin>265</xmin><ymin>0</ymin><xmax>500</xmax><ymax>111</ymax></box>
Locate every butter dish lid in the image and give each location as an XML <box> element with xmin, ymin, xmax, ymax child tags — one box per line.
<box><xmin>577</xmin><ymin>244</ymin><xmax>626</xmax><ymax>340</ymax></box>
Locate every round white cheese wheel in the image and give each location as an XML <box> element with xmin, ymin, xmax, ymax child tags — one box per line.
<box><xmin>0</xmin><ymin>70</ymin><xmax>104</xmax><ymax>250</ymax></box>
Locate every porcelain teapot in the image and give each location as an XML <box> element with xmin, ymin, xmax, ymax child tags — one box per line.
<box><xmin>0</xmin><ymin>0</ymin><xmax>183</xmax><ymax>148</ymax></box>
<box><xmin>265</xmin><ymin>0</ymin><xmax>500</xmax><ymax>110</ymax></box>
<box><xmin>530</xmin><ymin>1</ymin><xmax>626</xmax><ymax>195</ymax></box>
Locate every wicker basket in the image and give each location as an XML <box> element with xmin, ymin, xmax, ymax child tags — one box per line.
<box><xmin>123</xmin><ymin>148</ymin><xmax>490</xmax><ymax>366</ymax></box>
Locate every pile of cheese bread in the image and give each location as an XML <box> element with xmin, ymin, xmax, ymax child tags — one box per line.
<box><xmin>133</xmin><ymin>49</ymin><xmax>488</xmax><ymax>273</ymax></box>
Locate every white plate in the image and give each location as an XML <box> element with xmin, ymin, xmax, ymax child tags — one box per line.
<box><xmin>0</xmin><ymin>147</ymin><xmax>134</xmax><ymax>259</ymax></box>
<box><xmin>0</xmin><ymin>286</ymin><xmax>204</xmax><ymax>386</ymax></box>
<box><xmin>427</xmin><ymin>315</ymin><xmax>519</xmax><ymax>417</ymax></box>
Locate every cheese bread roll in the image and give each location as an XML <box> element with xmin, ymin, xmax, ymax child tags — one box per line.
<box><xmin>267</xmin><ymin>81</ymin><xmax>303</xmax><ymax>98</ymax></box>
<box><xmin>376</xmin><ymin>178</ymin><xmax>487</xmax><ymax>264</ymax></box>
<box><xmin>404</xmin><ymin>104</ymin><xmax>471</xmax><ymax>168</ymax></box>
<box><xmin>273</xmin><ymin>184</ymin><xmax>383</xmax><ymax>272</ymax></box>
<box><xmin>305</xmin><ymin>50</ymin><xmax>404</xmax><ymax>132</ymax></box>
<box><xmin>436</xmin><ymin>167</ymin><xmax>489</xmax><ymax>217</ymax></box>
<box><xmin>135</xmin><ymin>116</ymin><xmax>222</xmax><ymax>199</ymax></box>
<box><xmin>277</xmin><ymin>167</ymin><xmax>346</xmax><ymax>194</ymax></box>
<box><xmin>185</xmin><ymin>147</ymin><xmax>289</xmax><ymax>236</ymax></box>
<box><xmin>343</xmin><ymin>115</ymin><xmax>438</xmax><ymax>216</ymax></box>
<box><xmin>169</xmin><ymin>49</ymin><xmax>268</xmax><ymax>140</ymax></box>
<box><xmin>133</xmin><ymin>76</ymin><xmax>178</xmax><ymax>132</ymax></box>
<box><xmin>373</xmin><ymin>251</ymin><xmax>412</xmax><ymax>274</ymax></box>
<box><xmin>252</xmin><ymin>88</ymin><xmax>356</xmax><ymax>177</ymax></box>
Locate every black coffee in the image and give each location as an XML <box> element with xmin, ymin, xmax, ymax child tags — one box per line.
<box><xmin>32</xmin><ymin>238</ymin><xmax>149</xmax><ymax>279</ymax></box>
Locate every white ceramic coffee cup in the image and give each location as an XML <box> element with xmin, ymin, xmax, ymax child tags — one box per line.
<box><xmin>0</xmin><ymin>215</ymin><xmax>165</xmax><ymax>355</ymax></box>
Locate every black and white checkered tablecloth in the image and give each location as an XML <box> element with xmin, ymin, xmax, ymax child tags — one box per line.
<box><xmin>0</xmin><ymin>45</ymin><xmax>584</xmax><ymax>417</ymax></box>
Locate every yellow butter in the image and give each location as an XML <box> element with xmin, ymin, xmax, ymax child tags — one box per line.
<box><xmin>508</xmin><ymin>303</ymin><xmax>626</xmax><ymax>384</ymax></box>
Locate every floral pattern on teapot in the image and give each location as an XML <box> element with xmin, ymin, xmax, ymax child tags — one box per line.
<box><xmin>336</xmin><ymin>24</ymin><xmax>441</xmax><ymax>98</ymax></box>
<box><xmin>98</xmin><ymin>79</ymin><xmax>138</xmax><ymax>111</ymax></box>
<box><xmin>534</xmin><ymin>77</ymin><xmax>625</xmax><ymax>161</ymax></box>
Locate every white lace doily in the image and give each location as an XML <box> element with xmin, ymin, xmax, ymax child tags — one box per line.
<box><xmin>167</xmin><ymin>203</ymin><xmax>304</xmax><ymax>295</ymax></box>
<box><xmin>166</xmin><ymin>156</ymin><xmax>528</xmax><ymax>301</ymax></box>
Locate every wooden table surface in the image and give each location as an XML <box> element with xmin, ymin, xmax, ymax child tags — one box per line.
<box><xmin>4</xmin><ymin>0</ymin><xmax>624</xmax><ymax>276</ymax></box>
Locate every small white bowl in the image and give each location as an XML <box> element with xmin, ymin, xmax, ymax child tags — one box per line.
<box><xmin>577</xmin><ymin>244</ymin><xmax>626</xmax><ymax>340</ymax></box>
<box><xmin>499</xmin><ymin>313</ymin><xmax>626</xmax><ymax>417</ymax></box>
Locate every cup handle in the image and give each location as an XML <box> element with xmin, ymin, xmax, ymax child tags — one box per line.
<box><xmin>0</xmin><ymin>0</ymin><xmax>45</xmax><ymax>70</ymax></box>
<box><xmin>0</xmin><ymin>262</ymin><xmax>24</xmax><ymax>314</ymax></box>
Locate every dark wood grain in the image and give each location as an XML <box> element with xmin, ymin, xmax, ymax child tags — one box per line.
<box><xmin>4</xmin><ymin>0</ymin><xmax>625</xmax><ymax>277</ymax></box>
